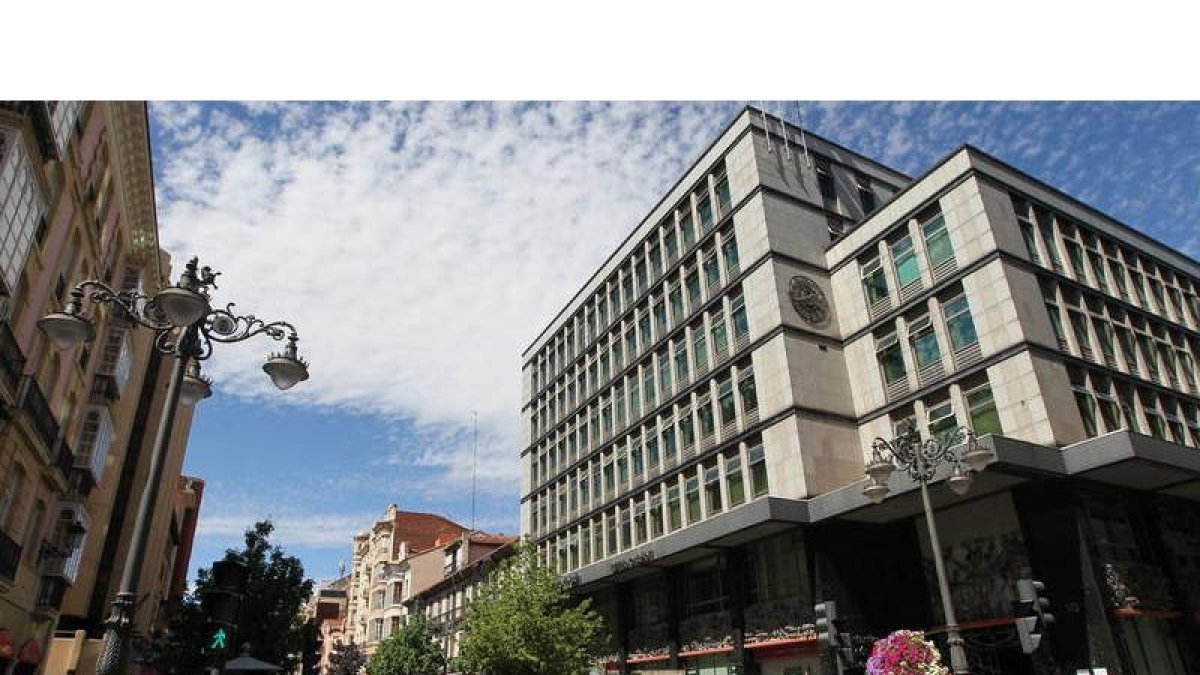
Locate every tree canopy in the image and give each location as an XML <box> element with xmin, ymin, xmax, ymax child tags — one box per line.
<box><xmin>455</xmin><ymin>543</ymin><xmax>605</xmax><ymax>675</ymax></box>
<box><xmin>328</xmin><ymin>641</ymin><xmax>367</xmax><ymax>675</ymax></box>
<box><xmin>365</xmin><ymin>613</ymin><xmax>445</xmax><ymax>675</ymax></box>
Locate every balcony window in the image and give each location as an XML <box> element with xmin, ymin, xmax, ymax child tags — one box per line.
<box><xmin>0</xmin><ymin>127</ymin><xmax>49</xmax><ymax>294</ymax></box>
<box><xmin>891</xmin><ymin>235</ymin><xmax>920</xmax><ymax>288</ymax></box>
<box><xmin>861</xmin><ymin>257</ymin><xmax>889</xmax><ymax>305</ymax></box>
<box><xmin>921</xmin><ymin>213</ymin><xmax>953</xmax><ymax>267</ymax></box>
<box><xmin>76</xmin><ymin>406</ymin><xmax>114</xmax><ymax>481</ymax></box>
<box><xmin>942</xmin><ymin>295</ymin><xmax>978</xmax><ymax>351</ymax></box>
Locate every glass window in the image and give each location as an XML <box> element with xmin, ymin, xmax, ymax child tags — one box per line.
<box><xmin>704</xmin><ymin>463</ymin><xmax>722</xmax><ymax>513</ymax></box>
<box><xmin>942</xmin><ymin>295</ymin><xmax>978</xmax><ymax>351</ymax></box>
<box><xmin>692</xmin><ymin>324</ymin><xmax>708</xmax><ymax>372</ymax></box>
<box><xmin>649</xmin><ymin>244</ymin><xmax>662</xmax><ymax>279</ymax></box>
<box><xmin>861</xmin><ymin>257</ymin><xmax>889</xmax><ymax>305</ymax></box>
<box><xmin>927</xmin><ymin>400</ymin><xmax>957</xmax><ymax>442</ymax></box>
<box><xmin>667</xmin><ymin>486</ymin><xmax>682</xmax><ymax>531</ymax></box>
<box><xmin>643</xmin><ymin>364</ymin><xmax>656</xmax><ymax>404</ymax></box>
<box><xmin>617</xmin><ymin>450</ymin><xmax>629</xmax><ymax>485</ymax></box>
<box><xmin>1036</xmin><ymin>211</ymin><xmax>1062</xmax><ymax>270</ymax></box>
<box><xmin>698</xmin><ymin>195</ymin><xmax>714</xmax><ymax>232</ymax></box>
<box><xmin>685</xmin><ymin>476</ymin><xmax>702</xmax><ymax>523</ymax></box>
<box><xmin>633</xmin><ymin>500</ymin><xmax>647</xmax><ymax>543</ymax></box>
<box><xmin>877</xmin><ymin>335</ymin><xmax>906</xmax><ymax>385</ymax></box>
<box><xmin>680</xmin><ymin>211</ymin><xmax>695</xmax><ymax>249</ymax></box>
<box><xmin>715</xmin><ymin>177</ymin><xmax>731</xmax><ymax>216</ymax></box>
<box><xmin>679</xmin><ymin>409</ymin><xmax>695</xmax><ymax>448</ymax></box>
<box><xmin>661</xmin><ymin>422</ymin><xmax>676</xmax><ymax>463</ymax></box>
<box><xmin>1066</xmin><ymin>241</ymin><xmax>1087</xmax><ymax>280</ymax></box>
<box><xmin>922</xmin><ymin>213</ymin><xmax>953</xmax><ymax>267</ymax></box>
<box><xmin>908</xmin><ymin>316</ymin><xmax>941</xmax><ymax>367</ymax></box>
<box><xmin>722</xmin><ymin>235</ymin><xmax>739</xmax><ymax>276</ymax></box>
<box><xmin>966</xmin><ymin>385</ymin><xmax>1001</xmax><ymax>436</ymax></box>
<box><xmin>717</xmin><ymin>375</ymin><xmax>736</xmax><ymax>426</ymax></box>
<box><xmin>674</xmin><ymin>340</ymin><xmax>690</xmax><ymax>383</ymax></box>
<box><xmin>711</xmin><ymin>314</ymin><xmax>729</xmax><ymax>359</ymax></box>
<box><xmin>703</xmin><ymin>251</ymin><xmax>720</xmax><ymax>289</ymax></box>
<box><xmin>698</xmin><ymin>398</ymin><xmax>715</xmax><ymax>437</ymax></box>
<box><xmin>739</xmin><ymin>371</ymin><xmax>758</xmax><ymax>414</ymax></box>
<box><xmin>657</xmin><ymin>350</ymin><xmax>672</xmax><ymax>393</ymax></box>
<box><xmin>649</xmin><ymin>492</ymin><xmax>664</xmax><ymax>537</ymax></box>
<box><xmin>653</xmin><ymin>300</ymin><xmax>667</xmax><ymax>338</ymax></box>
<box><xmin>669</xmin><ymin>283</ymin><xmax>684</xmax><ymax>323</ymax></box>
<box><xmin>639</xmin><ymin>311</ymin><xmax>652</xmax><ymax>349</ymax></box>
<box><xmin>1020</xmin><ymin>220</ymin><xmax>1040</xmax><ymax>263</ymax></box>
<box><xmin>647</xmin><ymin>434</ymin><xmax>660</xmax><ymax>468</ymax></box>
<box><xmin>631</xmin><ymin>442</ymin><xmax>644</xmax><ymax>477</ymax></box>
<box><xmin>725</xmin><ymin>454</ymin><xmax>745</xmax><ymax>506</ymax></box>
<box><xmin>664</xmin><ymin>227</ymin><xmax>678</xmax><ymax>263</ymax></box>
<box><xmin>635</xmin><ymin>259</ymin><xmax>648</xmax><ymax>295</ymax></box>
<box><xmin>817</xmin><ymin>158</ymin><xmax>836</xmax><ymax>202</ymax></box>
<box><xmin>685</xmin><ymin>268</ymin><xmax>702</xmax><ymax>309</ymax></box>
<box><xmin>749</xmin><ymin>442</ymin><xmax>769</xmax><ymax>497</ymax></box>
<box><xmin>1069</xmin><ymin>311</ymin><xmax>1092</xmax><ymax>352</ymax></box>
<box><xmin>891</xmin><ymin>235</ymin><xmax>921</xmax><ymax>287</ymax></box>
<box><xmin>730</xmin><ymin>291</ymin><xmax>748</xmax><ymax>341</ymax></box>
<box><xmin>1076</xmin><ymin>391</ymin><xmax>1099</xmax><ymax>436</ymax></box>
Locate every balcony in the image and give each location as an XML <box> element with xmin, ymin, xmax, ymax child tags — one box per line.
<box><xmin>89</xmin><ymin>372</ymin><xmax>121</xmax><ymax>405</ymax></box>
<box><xmin>0</xmin><ymin>529</ymin><xmax>21</xmax><ymax>583</ymax></box>
<box><xmin>0</xmin><ymin>321</ymin><xmax>25</xmax><ymax>399</ymax></box>
<box><xmin>19</xmin><ymin>375</ymin><xmax>60</xmax><ymax>454</ymax></box>
<box><xmin>53</xmin><ymin>438</ymin><xmax>74</xmax><ymax>484</ymax></box>
<box><xmin>0</xmin><ymin>102</ymin><xmax>58</xmax><ymax>160</ymax></box>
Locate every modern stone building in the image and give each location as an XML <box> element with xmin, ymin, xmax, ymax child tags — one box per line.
<box><xmin>0</xmin><ymin>101</ymin><xmax>201</xmax><ymax>675</ymax></box>
<box><xmin>520</xmin><ymin>106</ymin><xmax>1200</xmax><ymax>675</ymax></box>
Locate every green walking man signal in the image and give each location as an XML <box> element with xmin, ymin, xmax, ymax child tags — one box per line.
<box><xmin>210</xmin><ymin>628</ymin><xmax>228</xmax><ymax>651</ymax></box>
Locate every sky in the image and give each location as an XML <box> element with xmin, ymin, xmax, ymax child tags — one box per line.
<box><xmin>147</xmin><ymin>101</ymin><xmax>1200</xmax><ymax>583</ymax></box>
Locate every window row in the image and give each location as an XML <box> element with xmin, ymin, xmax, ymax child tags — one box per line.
<box><xmin>886</xmin><ymin>378</ymin><xmax>1002</xmax><ymax>448</ymax></box>
<box><xmin>1045</xmin><ymin>281</ymin><xmax>1200</xmax><ymax>396</ymax></box>
<box><xmin>859</xmin><ymin>204</ymin><xmax>954</xmax><ymax>318</ymax></box>
<box><xmin>539</xmin><ymin>438</ymin><xmax>769</xmax><ymax>571</ymax></box>
<box><xmin>530</xmin><ymin>161</ymin><xmax>733</xmax><ymax>396</ymax></box>
<box><xmin>1069</xmin><ymin>366</ymin><xmax>1200</xmax><ymax>448</ymax></box>
<box><xmin>0</xmin><ymin>126</ymin><xmax>49</xmax><ymax>295</ymax></box>
<box><xmin>530</xmin><ymin>359</ymin><xmax>759</xmax><ymax>499</ymax></box>
<box><xmin>875</xmin><ymin>285</ymin><xmax>980</xmax><ymax>401</ymax></box>
<box><xmin>1013</xmin><ymin>193</ymin><xmax>1200</xmax><ymax>333</ymax></box>
<box><xmin>530</xmin><ymin>282</ymin><xmax>750</xmax><ymax>442</ymax></box>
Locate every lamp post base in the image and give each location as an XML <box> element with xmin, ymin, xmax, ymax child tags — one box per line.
<box><xmin>95</xmin><ymin>592</ymin><xmax>136</xmax><ymax>675</ymax></box>
<box><xmin>947</xmin><ymin>631</ymin><xmax>970</xmax><ymax>674</ymax></box>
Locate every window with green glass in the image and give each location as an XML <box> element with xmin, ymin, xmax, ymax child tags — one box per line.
<box><xmin>703</xmin><ymin>251</ymin><xmax>720</xmax><ymax>289</ymax></box>
<box><xmin>717</xmin><ymin>376</ymin><xmax>736</xmax><ymax>426</ymax></box>
<box><xmin>698</xmin><ymin>195</ymin><xmax>714</xmax><ymax>232</ymax></box>
<box><xmin>664</xmin><ymin>228</ymin><xmax>678</xmax><ymax>263</ymax></box>
<box><xmin>739</xmin><ymin>372</ymin><xmax>758</xmax><ymax>414</ymax></box>
<box><xmin>619</xmin><ymin>509</ymin><xmax>631</xmax><ymax>550</ymax></box>
<box><xmin>722</xmin><ymin>235</ymin><xmax>739</xmax><ymax>275</ymax></box>
<box><xmin>661</xmin><ymin>423</ymin><xmax>675</xmax><ymax>462</ymax></box>
<box><xmin>891</xmin><ymin>235</ymin><xmax>920</xmax><ymax>287</ymax></box>
<box><xmin>628</xmin><ymin>376</ymin><xmax>640</xmax><ymax>416</ymax></box>
<box><xmin>1036</xmin><ymin>213</ymin><xmax>1062</xmax><ymax>270</ymax></box>
<box><xmin>704</xmin><ymin>464</ymin><xmax>722</xmax><ymax>513</ymax></box>
<box><xmin>639</xmin><ymin>311</ymin><xmax>652</xmax><ymax>347</ymax></box>
<box><xmin>649</xmin><ymin>244</ymin><xmax>662</xmax><ymax>279</ymax></box>
<box><xmin>1088</xmin><ymin>252</ymin><xmax>1108</xmax><ymax>292</ymax></box>
<box><xmin>631</xmin><ymin>442</ymin><xmax>644</xmax><ymax>477</ymax></box>
<box><xmin>861</xmin><ymin>257</ymin><xmax>889</xmax><ymax>305</ymax></box>
<box><xmin>685</xmin><ymin>268</ymin><xmax>702</xmax><ymax>309</ymax></box>
<box><xmin>603</xmin><ymin>460</ymin><xmax>614</xmax><ymax>495</ymax></box>
<box><xmin>692</xmin><ymin>325</ymin><xmax>708</xmax><ymax>372</ymax></box>
<box><xmin>711</xmin><ymin>314</ymin><xmax>729</xmax><ymax>358</ymax></box>
<box><xmin>685</xmin><ymin>477</ymin><xmax>702</xmax><ymax>523</ymax></box>
<box><xmin>966</xmin><ymin>385</ymin><xmax>1001</xmax><ymax>436</ymax></box>
<box><xmin>730</xmin><ymin>291</ymin><xmax>748</xmax><ymax>341</ymax></box>
<box><xmin>922</xmin><ymin>214</ymin><xmax>953</xmax><ymax>267</ymax></box>
<box><xmin>940</xmin><ymin>295</ymin><xmax>977</xmax><ymax>351</ymax></box>
<box><xmin>633</xmin><ymin>501</ymin><xmax>647</xmax><ymax>543</ymax></box>
<box><xmin>635</xmin><ymin>259</ymin><xmax>648</xmax><ymax>294</ymax></box>
<box><xmin>579</xmin><ymin>474</ymin><xmax>589</xmax><ymax>507</ymax></box>
<box><xmin>657</xmin><ymin>350</ymin><xmax>672</xmax><ymax>393</ymax></box>
<box><xmin>1094</xmin><ymin>319</ymin><xmax>1116</xmax><ymax>362</ymax></box>
<box><xmin>908</xmin><ymin>316</ymin><xmax>941</xmax><ymax>367</ymax></box>
<box><xmin>1047</xmin><ymin>303</ymin><xmax>1067</xmax><ymax>343</ymax></box>
<box><xmin>667</xmin><ymin>486</ymin><xmax>682</xmax><ymax>531</ymax></box>
<box><xmin>674</xmin><ymin>341</ymin><xmax>689</xmax><ymax>383</ymax></box>
<box><xmin>877</xmin><ymin>337</ymin><xmax>906</xmax><ymax>385</ymax></box>
<box><xmin>1020</xmin><ymin>221</ymin><xmax>1040</xmax><ymax>263</ymax></box>
<box><xmin>649</xmin><ymin>493</ymin><xmax>664</xmax><ymax>537</ymax></box>
<box><xmin>653</xmin><ymin>300</ymin><xmax>667</xmax><ymax>338</ymax></box>
<box><xmin>679</xmin><ymin>410</ymin><xmax>694</xmax><ymax>448</ymax></box>
<box><xmin>1075</xmin><ymin>391</ymin><xmax>1099</xmax><ymax>436</ymax></box>
<box><xmin>927</xmin><ymin>400</ymin><xmax>957</xmax><ymax>443</ymax></box>
<box><xmin>622</xmin><ymin>273</ymin><xmax>634</xmax><ymax>308</ymax></box>
<box><xmin>669</xmin><ymin>283</ymin><xmax>684</xmax><ymax>323</ymax></box>
<box><xmin>715</xmin><ymin>177</ymin><xmax>731</xmax><ymax>216</ymax></box>
<box><xmin>749</xmin><ymin>443</ymin><xmax>768</xmax><ymax>497</ymax></box>
<box><xmin>725</xmin><ymin>454</ymin><xmax>745</xmax><ymax>506</ymax></box>
<box><xmin>698</xmin><ymin>399</ymin><xmax>715</xmax><ymax>437</ymax></box>
<box><xmin>617</xmin><ymin>451</ymin><xmax>629</xmax><ymax>485</ymax></box>
<box><xmin>643</xmin><ymin>367</ymin><xmax>656</xmax><ymax>406</ymax></box>
<box><xmin>680</xmin><ymin>211</ymin><xmax>695</xmax><ymax>249</ymax></box>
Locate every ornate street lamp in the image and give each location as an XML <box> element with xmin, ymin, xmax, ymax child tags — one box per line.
<box><xmin>38</xmin><ymin>256</ymin><xmax>309</xmax><ymax>675</ymax></box>
<box><xmin>862</xmin><ymin>426</ymin><xmax>994</xmax><ymax>675</ymax></box>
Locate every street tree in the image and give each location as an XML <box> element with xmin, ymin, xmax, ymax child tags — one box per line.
<box><xmin>328</xmin><ymin>641</ymin><xmax>367</xmax><ymax>675</ymax></box>
<box><xmin>365</xmin><ymin>614</ymin><xmax>444</xmax><ymax>675</ymax></box>
<box><xmin>455</xmin><ymin>543</ymin><xmax>605</xmax><ymax>675</ymax></box>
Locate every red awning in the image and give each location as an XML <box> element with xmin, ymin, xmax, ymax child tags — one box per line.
<box><xmin>17</xmin><ymin>638</ymin><xmax>41</xmax><ymax>664</ymax></box>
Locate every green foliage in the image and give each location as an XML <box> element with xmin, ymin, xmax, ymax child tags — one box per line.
<box><xmin>147</xmin><ymin>520</ymin><xmax>314</xmax><ymax>673</ymax></box>
<box><xmin>455</xmin><ymin>543</ymin><xmax>605</xmax><ymax>675</ymax></box>
<box><xmin>328</xmin><ymin>641</ymin><xmax>367</xmax><ymax>675</ymax></box>
<box><xmin>365</xmin><ymin>614</ymin><xmax>445</xmax><ymax>675</ymax></box>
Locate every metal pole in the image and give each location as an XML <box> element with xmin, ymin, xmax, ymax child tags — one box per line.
<box><xmin>96</xmin><ymin>347</ymin><xmax>189</xmax><ymax>675</ymax></box>
<box><xmin>919</xmin><ymin>479</ymin><xmax>969</xmax><ymax>674</ymax></box>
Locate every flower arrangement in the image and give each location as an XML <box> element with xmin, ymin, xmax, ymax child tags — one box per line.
<box><xmin>865</xmin><ymin>630</ymin><xmax>950</xmax><ymax>675</ymax></box>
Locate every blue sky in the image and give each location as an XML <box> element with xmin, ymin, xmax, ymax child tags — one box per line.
<box><xmin>147</xmin><ymin>102</ymin><xmax>1199</xmax><ymax>583</ymax></box>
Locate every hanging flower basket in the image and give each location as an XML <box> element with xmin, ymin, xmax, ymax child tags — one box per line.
<box><xmin>865</xmin><ymin>630</ymin><xmax>950</xmax><ymax>675</ymax></box>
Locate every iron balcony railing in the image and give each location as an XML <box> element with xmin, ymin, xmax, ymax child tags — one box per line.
<box><xmin>20</xmin><ymin>375</ymin><xmax>60</xmax><ymax>453</ymax></box>
<box><xmin>0</xmin><ymin>321</ymin><xmax>25</xmax><ymax>397</ymax></box>
<box><xmin>0</xmin><ymin>529</ymin><xmax>21</xmax><ymax>582</ymax></box>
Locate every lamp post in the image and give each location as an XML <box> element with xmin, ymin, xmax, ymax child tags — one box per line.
<box><xmin>861</xmin><ymin>426</ymin><xmax>994</xmax><ymax>675</ymax></box>
<box><xmin>38</xmin><ymin>257</ymin><xmax>310</xmax><ymax>675</ymax></box>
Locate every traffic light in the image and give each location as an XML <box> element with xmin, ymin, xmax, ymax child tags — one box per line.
<box><xmin>814</xmin><ymin>600</ymin><xmax>839</xmax><ymax>648</ymax></box>
<box><xmin>1014</xmin><ymin>578</ymin><xmax>1053</xmax><ymax>654</ymax></box>
<box><xmin>202</xmin><ymin>559</ymin><xmax>248</xmax><ymax>659</ymax></box>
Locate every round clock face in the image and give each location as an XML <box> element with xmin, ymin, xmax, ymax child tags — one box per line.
<box><xmin>789</xmin><ymin>275</ymin><xmax>829</xmax><ymax>325</ymax></box>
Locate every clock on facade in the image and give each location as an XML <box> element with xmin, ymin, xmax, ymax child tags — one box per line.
<box><xmin>789</xmin><ymin>275</ymin><xmax>829</xmax><ymax>325</ymax></box>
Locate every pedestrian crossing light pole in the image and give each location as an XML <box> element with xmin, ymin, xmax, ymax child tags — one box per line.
<box><xmin>39</xmin><ymin>258</ymin><xmax>309</xmax><ymax>675</ymax></box>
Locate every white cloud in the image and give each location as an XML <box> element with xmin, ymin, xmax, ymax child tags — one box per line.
<box><xmin>152</xmin><ymin>102</ymin><xmax>735</xmax><ymax>493</ymax></box>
